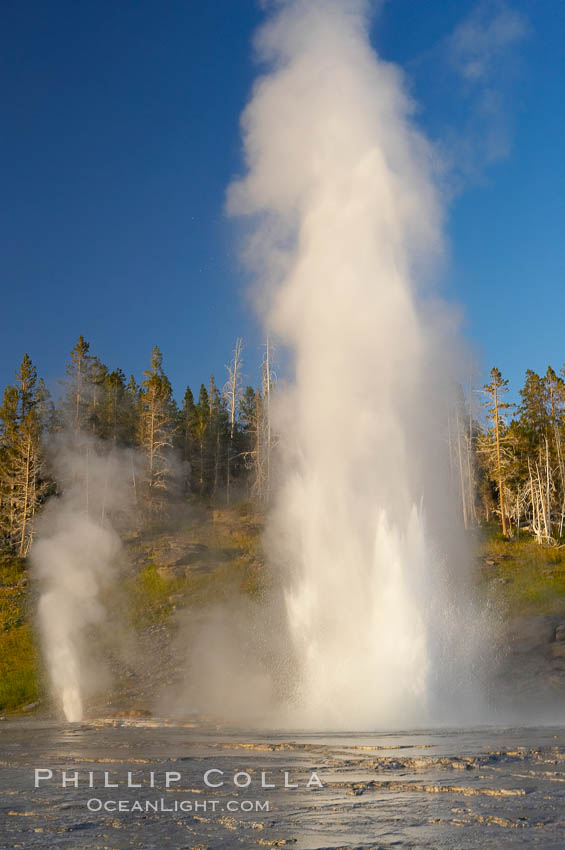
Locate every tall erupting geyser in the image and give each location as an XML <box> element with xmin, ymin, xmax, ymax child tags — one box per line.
<box><xmin>228</xmin><ymin>0</ymin><xmax>485</xmax><ymax>728</ymax></box>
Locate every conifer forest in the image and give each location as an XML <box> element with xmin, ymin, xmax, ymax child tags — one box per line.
<box><xmin>2</xmin><ymin>336</ymin><xmax>565</xmax><ymax>556</ymax></box>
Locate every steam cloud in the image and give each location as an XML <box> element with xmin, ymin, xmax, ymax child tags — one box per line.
<box><xmin>32</xmin><ymin>433</ymin><xmax>136</xmax><ymax>721</ymax></box>
<box><xmin>228</xmin><ymin>0</ymin><xmax>485</xmax><ymax>728</ymax></box>
<box><xmin>32</xmin><ymin>0</ymin><xmax>490</xmax><ymax>729</ymax></box>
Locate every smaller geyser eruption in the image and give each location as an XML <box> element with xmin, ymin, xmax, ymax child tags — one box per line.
<box><xmin>229</xmin><ymin>0</ymin><xmax>487</xmax><ymax>727</ymax></box>
<box><xmin>32</xmin><ymin>433</ymin><xmax>135</xmax><ymax>722</ymax></box>
<box><xmin>34</xmin><ymin>516</ymin><xmax>119</xmax><ymax>722</ymax></box>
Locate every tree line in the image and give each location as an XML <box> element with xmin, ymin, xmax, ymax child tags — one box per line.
<box><xmin>0</xmin><ymin>336</ymin><xmax>276</xmax><ymax>556</ymax></box>
<box><xmin>3</xmin><ymin>339</ymin><xmax>562</xmax><ymax>557</ymax></box>
<box><xmin>451</xmin><ymin>365</ymin><xmax>565</xmax><ymax>544</ymax></box>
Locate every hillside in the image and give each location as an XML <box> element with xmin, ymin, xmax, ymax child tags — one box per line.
<box><xmin>0</xmin><ymin>503</ymin><xmax>266</xmax><ymax>716</ymax></box>
<box><xmin>4</xmin><ymin>518</ymin><xmax>565</xmax><ymax>717</ymax></box>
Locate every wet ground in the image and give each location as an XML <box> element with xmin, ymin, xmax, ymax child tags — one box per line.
<box><xmin>2</xmin><ymin>720</ymin><xmax>565</xmax><ymax>848</ymax></box>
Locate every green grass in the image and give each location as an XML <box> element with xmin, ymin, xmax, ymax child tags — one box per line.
<box><xmin>478</xmin><ymin>529</ymin><xmax>565</xmax><ymax>617</ymax></box>
<box><xmin>123</xmin><ymin>563</ymin><xmax>178</xmax><ymax>628</ymax></box>
<box><xmin>0</xmin><ymin>556</ymin><xmax>40</xmax><ymax>712</ymax></box>
<box><xmin>225</xmin><ymin>529</ymin><xmax>260</xmax><ymax>556</ymax></box>
<box><xmin>123</xmin><ymin>551</ymin><xmax>267</xmax><ymax>631</ymax></box>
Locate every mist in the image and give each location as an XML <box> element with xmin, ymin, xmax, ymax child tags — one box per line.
<box><xmin>227</xmin><ymin>0</ymin><xmax>487</xmax><ymax>728</ymax></box>
<box><xmin>31</xmin><ymin>0</ymin><xmax>489</xmax><ymax>730</ymax></box>
<box><xmin>32</xmin><ymin>432</ymin><xmax>137</xmax><ymax>722</ymax></box>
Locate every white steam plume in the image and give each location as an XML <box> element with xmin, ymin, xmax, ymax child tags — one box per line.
<box><xmin>228</xmin><ymin>0</ymin><xmax>485</xmax><ymax>728</ymax></box>
<box><xmin>32</xmin><ymin>433</ymin><xmax>136</xmax><ymax>722</ymax></box>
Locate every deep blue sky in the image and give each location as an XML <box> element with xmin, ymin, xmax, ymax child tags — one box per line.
<box><xmin>1</xmin><ymin>0</ymin><xmax>563</xmax><ymax>404</ymax></box>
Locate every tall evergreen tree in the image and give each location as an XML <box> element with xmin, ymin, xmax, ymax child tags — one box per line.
<box><xmin>179</xmin><ymin>385</ymin><xmax>197</xmax><ymax>491</ymax></box>
<box><xmin>138</xmin><ymin>346</ymin><xmax>176</xmax><ymax>507</ymax></box>
<box><xmin>194</xmin><ymin>384</ymin><xmax>209</xmax><ymax>495</ymax></box>
<box><xmin>0</xmin><ymin>355</ymin><xmax>47</xmax><ymax>554</ymax></box>
<box><xmin>0</xmin><ymin>385</ymin><xmax>18</xmax><ymax>547</ymax></box>
<box><xmin>64</xmin><ymin>335</ymin><xmax>92</xmax><ymax>428</ymax></box>
<box><xmin>223</xmin><ymin>339</ymin><xmax>244</xmax><ymax>504</ymax></box>
<box><xmin>62</xmin><ymin>336</ymin><xmax>108</xmax><ymax>435</ymax></box>
<box><xmin>99</xmin><ymin>368</ymin><xmax>138</xmax><ymax>445</ymax></box>
<box><xmin>481</xmin><ymin>367</ymin><xmax>512</xmax><ymax>537</ymax></box>
<box><xmin>208</xmin><ymin>374</ymin><xmax>229</xmax><ymax>501</ymax></box>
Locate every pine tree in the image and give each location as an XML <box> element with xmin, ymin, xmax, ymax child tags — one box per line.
<box><xmin>194</xmin><ymin>384</ymin><xmax>209</xmax><ymax>495</ymax></box>
<box><xmin>179</xmin><ymin>385</ymin><xmax>197</xmax><ymax>491</ymax></box>
<box><xmin>518</xmin><ymin>371</ymin><xmax>552</xmax><ymax>540</ymax></box>
<box><xmin>61</xmin><ymin>336</ymin><xmax>109</xmax><ymax>435</ymax></box>
<box><xmin>223</xmin><ymin>339</ymin><xmax>244</xmax><ymax>504</ymax></box>
<box><xmin>100</xmin><ymin>368</ymin><xmax>139</xmax><ymax>445</ymax></box>
<box><xmin>481</xmin><ymin>367</ymin><xmax>512</xmax><ymax>536</ymax></box>
<box><xmin>124</xmin><ymin>374</ymin><xmax>141</xmax><ymax>446</ymax></box>
<box><xmin>208</xmin><ymin>374</ymin><xmax>229</xmax><ymax>501</ymax></box>
<box><xmin>0</xmin><ymin>355</ymin><xmax>46</xmax><ymax>554</ymax></box>
<box><xmin>0</xmin><ymin>385</ymin><xmax>18</xmax><ymax>547</ymax></box>
<box><xmin>88</xmin><ymin>356</ymin><xmax>108</xmax><ymax>437</ymax></box>
<box><xmin>138</xmin><ymin>346</ymin><xmax>176</xmax><ymax>508</ymax></box>
<box><xmin>64</xmin><ymin>335</ymin><xmax>92</xmax><ymax>429</ymax></box>
<box><xmin>547</xmin><ymin>366</ymin><xmax>565</xmax><ymax>535</ymax></box>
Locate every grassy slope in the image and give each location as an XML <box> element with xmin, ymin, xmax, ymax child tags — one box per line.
<box><xmin>476</xmin><ymin>526</ymin><xmax>565</xmax><ymax>619</ymax></box>
<box><xmin>123</xmin><ymin>504</ymin><xmax>265</xmax><ymax>621</ymax></box>
<box><xmin>3</xmin><ymin>508</ymin><xmax>565</xmax><ymax>714</ymax></box>
<box><xmin>0</xmin><ymin>556</ymin><xmax>40</xmax><ymax>712</ymax></box>
<box><xmin>0</xmin><ymin>503</ymin><xmax>266</xmax><ymax>714</ymax></box>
